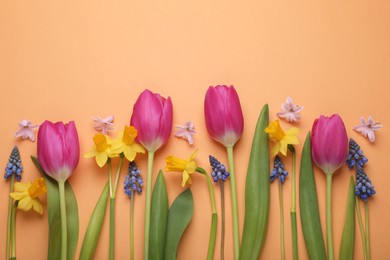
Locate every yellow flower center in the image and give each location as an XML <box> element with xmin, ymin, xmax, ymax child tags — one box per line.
<box><xmin>122</xmin><ymin>126</ymin><xmax>137</xmax><ymax>145</ymax></box>
<box><xmin>265</xmin><ymin>120</ymin><xmax>285</xmax><ymax>141</ymax></box>
<box><xmin>94</xmin><ymin>133</ymin><xmax>109</xmax><ymax>152</ymax></box>
<box><xmin>28</xmin><ymin>177</ymin><xmax>47</xmax><ymax>198</ymax></box>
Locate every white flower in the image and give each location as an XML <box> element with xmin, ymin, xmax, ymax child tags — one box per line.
<box><xmin>353</xmin><ymin>116</ymin><xmax>383</xmax><ymax>142</ymax></box>
<box><xmin>93</xmin><ymin>116</ymin><xmax>114</xmax><ymax>135</ymax></box>
<box><xmin>15</xmin><ymin>120</ymin><xmax>39</xmax><ymax>141</ymax></box>
<box><xmin>276</xmin><ymin>97</ymin><xmax>304</xmax><ymax>123</ymax></box>
<box><xmin>175</xmin><ymin>121</ymin><xmax>196</xmax><ymax>145</ymax></box>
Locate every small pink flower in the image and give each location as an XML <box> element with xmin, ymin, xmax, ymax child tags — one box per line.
<box><xmin>276</xmin><ymin>97</ymin><xmax>304</xmax><ymax>123</ymax></box>
<box><xmin>15</xmin><ymin>120</ymin><xmax>39</xmax><ymax>141</ymax></box>
<box><xmin>93</xmin><ymin>116</ymin><xmax>114</xmax><ymax>135</ymax></box>
<box><xmin>353</xmin><ymin>116</ymin><xmax>382</xmax><ymax>142</ymax></box>
<box><xmin>175</xmin><ymin>121</ymin><xmax>196</xmax><ymax>144</ymax></box>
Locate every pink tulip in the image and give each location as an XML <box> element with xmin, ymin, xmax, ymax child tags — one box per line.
<box><xmin>130</xmin><ymin>89</ymin><xmax>173</xmax><ymax>152</ymax></box>
<box><xmin>311</xmin><ymin>114</ymin><xmax>348</xmax><ymax>175</ymax></box>
<box><xmin>37</xmin><ymin>121</ymin><xmax>80</xmax><ymax>182</ymax></box>
<box><xmin>204</xmin><ymin>85</ymin><xmax>244</xmax><ymax>147</ymax></box>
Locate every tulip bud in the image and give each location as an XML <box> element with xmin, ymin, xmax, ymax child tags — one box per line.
<box><xmin>37</xmin><ymin>121</ymin><xmax>80</xmax><ymax>182</ymax></box>
<box><xmin>204</xmin><ymin>85</ymin><xmax>244</xmax><ymax>147</ymax></box>
<box><xmin>130</xmin><ymin>89</ymin><xmax>173</xmax><ymax>152</ymax></box>
<box><xmin>311</xmin><ymin>114</ymin><xmax>348</xmax><ymax>175</ymax></box>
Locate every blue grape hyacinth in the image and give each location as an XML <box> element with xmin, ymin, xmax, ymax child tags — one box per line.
<box><xmin>4</xmin><ymin>146</ymin><xmax>23</xmax><ymax>181</ymax></box>
<box><xmin>347</xmin><ymin>138</ymin><xmax>368</xmax><ymax>169</ymax></box>
<box><xmin>355</xmin><ymin>167</ymin><xmax>376</xmax><ymax>201</ymax></box>
<box><xmin>270</xmin><ymin>155</ymin><xmax>288</xmax><ymax>184</ymax></box>
<box><xmin>209</xmin><ymin>155</ymin><xmax>230</xmax><ymax>182</ymax></box>
<box><xmin>124</xmin><ymin>161</ymin><xmax>143</xmax><ymax>198</ymax></box>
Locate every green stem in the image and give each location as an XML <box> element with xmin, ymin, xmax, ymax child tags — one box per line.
<box><xmin>58</xmin><ymin>180</ymin><xmax>67</xmax><ymax>260</ymax></box>
<box><xmin>290</xmin><ymin>147</ymin><xmax>298</xmax><ymax>260</ymax></box>
<box><xmin>204</xmin><ymin>171</ymin><xmax>217</xmax><ymax>260</ymax></box>
<box><xmin>279</xmin><ymin>180</ymin><xmax>285</xmax><ymax>260</ymax></box>
<box><xmin>11</xmin><ymin>203</ymin><xmax>17</xmax><ymax>258</ymax></box>
<box><xmin>112</xmin><ymin>155</ymin><xmax>124</xmax><ymax>199</ymax></box>
<box><xmin>6</xmin><ymin>174</ymin><xmax>15</xmax><ymax>260</ymax></box>
<box><xmin>220</xmin><ymin>181</ymin><xmax>225</xmax><ymax>260</ymax></box>
<box><xmin>326</xmin><ymin>174</ymin><xmax>334</xmax><ymax>260</ymax></box>
<box><xmin>356</xmin><ymin>197</ymin><xmax>367</xmax><ymax>260</ymax></box>
<box><xmin>144</xmin><ymin>151</ymin><xmax>155</xmax><ymax>260</ymax></box>
<box><xmin>226</xmin><ymin>146</ymin><xmax>240</xmax><ymax>260</ymax></box>
<box><xmin>109</xmin><ymin>198</ymin><xmax>115</xmax><ymax>260</ymax></box>
<box><xmin>107</xmin><ymin>159</ymin><xmax>113</xmax><ymax>197</ymax></box>
<box><xmin>130</xmin><ymin>195</ymin><xmax>135</xmax><ymax>260</ymax></box>
<box><xmin>365</xmin><ymin>202</ymin><xmax>370</xmax><ymax>260</ymax></box>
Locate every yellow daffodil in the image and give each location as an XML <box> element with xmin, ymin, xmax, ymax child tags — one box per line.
<box><xmin>10</xmin><ymin>177</ymin><xmax>46</xmax><ymax>214</ymax></box>
<box><xmin>265</xmin><ymin>120</ymin><xmax>300</xmax><ymax>156</ymax></box>
<box><xmin>165</xmin><ymin>149</ymin><xmax>198</xmax><ymax>187</ymax></box>
<box><xmin>111</xmin><ymin>126</ymin><xmax>145</xmax><ymax>161</ymax></box>
<box><xmin>85</xmin><ymin>133</ymin><xmax>116</xmax><ymax>167</ymax></box>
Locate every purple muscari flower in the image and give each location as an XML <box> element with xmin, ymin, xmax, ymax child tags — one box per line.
<box><xmin>270</xmin><ymin>155</ymin><xmax>288</xmax><ymax>184</ymax></box>
<box><xmin>4</xmin><ymin>146</ymin><xmax>23</xmax><ymax>181</ymax></box>
<box><xmin>209</xmin><ymin>155</ymin><xmax>230</xmax><ymax>182</ymax></box>
<box><xmin>124</xmin><ymin>161</ymin><xmax>143</xmax><ymax>198</ymax></box>
<box><xmin>346</xmin><ymin>138</ymin><xmax>368</xmax><ymax>169</ymax></box>
<box><xmin>355</xmin><ymin>167</ymin><xmax>376</xmax><ymax>201</ymax></box>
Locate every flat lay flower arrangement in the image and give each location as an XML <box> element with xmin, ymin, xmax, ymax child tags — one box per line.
<box><xmin>3</xmin><ymin>86</ymin><xmax>382</xmax><ymax>260</ymax></box>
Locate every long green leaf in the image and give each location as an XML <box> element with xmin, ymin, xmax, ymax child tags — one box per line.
<box><xmin>79</xmin><ymin>182</ymin><xmax>109</xmax><ymax>260</ymax></box>
<box><xmin>149</xmin><ymin>171</ymin><xmax>169</xmax><ymax>260</ymax></box>
<box><xmin>240</xmin><ymin>104</ymin><xmax>270</xmax><ymax>259</ymax></box>
<box><xmin>339</xmin><ymin>176</ymin><xmax>356</xmax><ymax>260</ymax></box>
<box><xmin>31</xmin><ymin>156</ymin><xmax>79</xmax><ymax>260</ymax></box>
<box><xmin>164</xmin><ymin>189</ymin><xmax>194</xmax><ymax>260</ymax></box>
<box><xmin>299</xmin><ymin>134</ymin><xmax>326</xmax><ymax>260</ymax></box>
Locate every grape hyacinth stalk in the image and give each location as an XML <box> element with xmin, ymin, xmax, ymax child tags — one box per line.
<box><xmin>270</xmin><ymin>156</ymin><xmax>289</xmax><ymax>260</ymax></box>
<box><xmin>346</xmin><ymin>139</ymin><xmax>375</xmax><ymax>260</ymax></box>
<box><xmin>209</xmin><ymin>155</ymin><xmax>230</xmax><ymax>260</ymax></box>
<box><xmin>124</xmin><ymin>161</ymin><xmax>143</xmax><ymax>260</ymax></box>
<box><xmin>5</xmin><ymin>146</ymin><xmax>23</xmax><ymax>260</ymax></box>
<box><xmin>204</xmin><ymin>85</ymin><xmax>244</xmax><ymax>260</ymax></box>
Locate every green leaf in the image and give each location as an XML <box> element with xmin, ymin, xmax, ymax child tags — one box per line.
<box><xmin>164</xmin><ymin>189</ymin><xmax>194</xmax><ymax>260</ymax></box>
<box><xmin>31</xmin><ymin>156</ymin><xmax>79</xmax><ymax>260</ymax></box>
<box><xmin>79</xmin><ymin>182</ymin><xmax>109</xmax><ymax>260</ymax></box>
<box><xmin>339</xmin><ymin>176</ymin><xmax>356</xmax><ymax>260</ymax></box>
<box><xmin>240</xmin><ymin>104</ymin><xmax>270</xmax><ymax>259</ymax></box>
<box><xmin>149</xmin><ymin>171</ymin><xmax>169</xmax><ymax>260</ymax></box>
<box><xmin>299</xmin><ymin>134</ymin><xmax>327</xmax><ymax>260</ymax></box>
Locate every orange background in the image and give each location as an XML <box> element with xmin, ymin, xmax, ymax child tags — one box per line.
<box><xmin>1</xmin><ymin>1</ymin><xmax>390</xmax><ymax>259</ymax></box>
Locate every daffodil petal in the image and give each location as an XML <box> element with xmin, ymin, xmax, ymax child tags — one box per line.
<box><xmin>124</xmin><ymin>146</ymin><xmax>137</xmax><ymax>162</ymax></box>
<box><xmin>13</xmin><ymin>182</ymin><xmax>29</xmax><ymax>192</ymax></box>
<box><xmin>84</xmin><ymin>149</ymin><xmax>97</xmax><ymax>158</ymax></box>
<box><xmin>182</xmin><ymin>171</ymin><xmax>190</xmax><ymax>187</ymax></box>
<box><xmin>95</xmin><ymin>152</ymin><xmax>108</xmax><ymax>168</ymax></box>
<box><xmin>132</xmin><ymin>143</ymin><xmax>145</xmax><ymax>154</ymax></box>
<box><xmin>18</xmin><ymin>196</ymin><xmax>33</xmax><ymax>212</ymax></box>
<box><xmin>31</xmin><ymin>198</ymin><xmax>43</xmax><ymax>214</ymax></box>
<box><xmin>272</xmin><ymin>142</ymin><xmax>281</xmax><ymax>157</ymax></box>
<box><xmin>283</xmin><ymin>135</ymin><xmax>300</xmax><ymax>145</ymax></box>
<box><xmin>10</xmin><ymin>191</ymin><xmax>28</xmax><ymax>201</ymax></box>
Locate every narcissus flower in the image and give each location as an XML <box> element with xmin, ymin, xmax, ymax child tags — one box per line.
<box><xmin>15</xmin><ymin>119</ymin><xmax>39</xmax><ymax>141</ymax></box>
<box><xmin>111</xmin><ymin>126</ymin><xmax>145</xmax><ymax>161</ymax></box>
<box><xmin>10</xmin><ymin>177</ymin><xmax>47</xmax><ymax>214</ymax></box>
<box><xmin>165</xmin><ymin>150</ymin><xmax>198</xmax><ymax>187</ymax></box>
<box><xmin>37</xmin><ymin>121</ymin><xmax>80</xmax><ymax>182</ymax></box>
<box><xmin>265</xmin><ymin>120</ymin><xmax>300</xmax><ymax>156</ymax></box>
<box><xmin>204</xmin><ymin>85</ymin><xmax>244</xmax><ymax>147</ymax></box>
<box><xmin>85</xmin><ymin>133</ymin><xmax>117</xmax><ymax>167</ymax></box>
